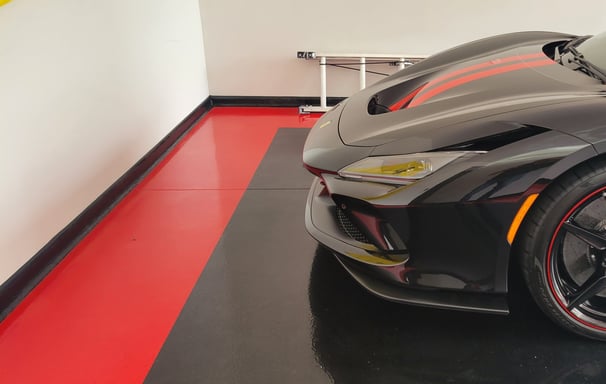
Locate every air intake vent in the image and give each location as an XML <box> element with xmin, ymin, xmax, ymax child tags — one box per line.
<box><xmin>336</xmin><ymin>207</ymin><xmax>370</xmax><ymax>244</ymax></box>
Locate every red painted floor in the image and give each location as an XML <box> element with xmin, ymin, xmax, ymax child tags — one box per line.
<box><xmin>0</xmin><ymin>107</ymin><xmax>319</xmax><ymax>383</ymax></box>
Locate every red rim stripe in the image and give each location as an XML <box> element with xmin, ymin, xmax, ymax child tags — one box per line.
<box><xmin>546</xmin><ymin>186</ymin><xmax>606</xmax><ymax>331</ymax></box>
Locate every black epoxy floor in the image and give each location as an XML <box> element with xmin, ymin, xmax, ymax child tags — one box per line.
<box><xmin>145</xmin><ymin>129</ymin><xmax>606</xmax><ymax>384</ymax></box>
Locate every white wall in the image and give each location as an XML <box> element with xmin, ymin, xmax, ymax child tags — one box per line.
<box><xmin>0</xmin><ymin>0</ymin><xmax>209</xmax><ymax>284</ymax></box>
<box><xmin>199</xmin><ymin>0</ymin><xmax>606</xmax><ymax>97</ymax></box>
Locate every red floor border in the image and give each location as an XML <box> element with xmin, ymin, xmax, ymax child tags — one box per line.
<box><xmin>0</xmin><ymin>107</ymin><xmax>319</xmax><ymax>383</ymax></box>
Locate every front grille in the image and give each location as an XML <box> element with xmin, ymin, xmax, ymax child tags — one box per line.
<box><xmin>336</xmin><ymin>207</ymin><xmax>370</xmax><ymax>244</ymax></box>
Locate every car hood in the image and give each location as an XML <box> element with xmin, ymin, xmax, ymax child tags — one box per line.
<box><xmin>338</xmin><ymin>31</ymin><xmax>602</xmax><ymax>152</ymax></box>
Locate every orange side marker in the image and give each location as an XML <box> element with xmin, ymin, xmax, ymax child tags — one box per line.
<box><xmin>507</xmin><ymin>193</ymin><xmax>539</xmax><ymax>244</ymax></box>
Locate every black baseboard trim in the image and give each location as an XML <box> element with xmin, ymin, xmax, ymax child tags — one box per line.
<box><xmin>0</xmin><ymin>97</ymin><xmax>213</xmax><ymax>322</ymax></box>
<box><xmin>210</xmin><ymin>95</ymin><xmax>346</xmax><ymax>108</ymax></box>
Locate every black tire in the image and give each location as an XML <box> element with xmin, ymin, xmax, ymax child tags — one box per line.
<box><xmin>520</xmin><ymin>159</ymin><xmax>606</xmax><ymax>340</ymax></box>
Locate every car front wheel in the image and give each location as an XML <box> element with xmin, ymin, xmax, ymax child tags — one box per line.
<box><xmin>520</xmin><ymin>160</ymin><xmax>606</xmax><ymax>340</ymax></box>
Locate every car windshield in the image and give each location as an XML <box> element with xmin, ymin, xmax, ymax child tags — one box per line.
<box><xmin>577</xmin><ymin>31</ymin><xmax>606</xmax><ymax>73</ymax></box>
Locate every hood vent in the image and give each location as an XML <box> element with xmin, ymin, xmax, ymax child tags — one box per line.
<box><xmin>434</xmin><ymin>125</ymin><xmax>550</xmax><ymax>152</ymax></box>
<box><xmin>368</xmin><ymin>75</ymin><xmax>432</xmax><ymax>115</ymax></box>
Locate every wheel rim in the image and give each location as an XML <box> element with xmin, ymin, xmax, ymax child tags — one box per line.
<box><xmin>547</xmin><ymin>186</ymin><xmax>606</xmax><ymax>331</ymax></box>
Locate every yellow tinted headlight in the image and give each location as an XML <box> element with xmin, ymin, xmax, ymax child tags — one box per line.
<box><xmin>338</xmin><ymin>152</ymin><xmax>467</xmax><ymax>185</ymax></box>
<box><xmin>348</xmin><ymin>160</ymin><xmax>430</xmax><ymax>178</ymax></box>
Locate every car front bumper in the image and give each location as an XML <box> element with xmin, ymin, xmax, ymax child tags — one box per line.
<box><xmin>305</xmin><ymin>176</ymin><xmax>509</xmax><ymax>314</ymax></box>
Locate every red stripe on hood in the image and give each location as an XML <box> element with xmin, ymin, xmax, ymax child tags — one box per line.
<box><xmin>425</xmin><ymin>52</ymin><xmax>545</xmax><ymax>89</ymax></box>
<box><xmin>388</xmin><ymin>52</ymin><xmax>546</xmax><ymax>111</ymax></box>
<box><xmin>388</xmin><ymin>85</ymin><xmax>425</xmax><ymax>111</ymax></box>
<box><xmin>407</xmin><ymin>58</ymin><xmax>555</xmax><ymax>107</ymax></box>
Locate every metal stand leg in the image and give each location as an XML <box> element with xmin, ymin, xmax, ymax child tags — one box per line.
<box><xmin>320</xmin><ymin>56</ymin><xmax>327</xmax><ymax>108</ymax></box>
<box><xmin>300</xmin><ymin>56</ymin><xmax>331</xmax><ymax>114</ymax></box>
<box><xmin>360</xmin><ymin>57</ymin><xmax>366</xmax><ymax>89</ymax></box>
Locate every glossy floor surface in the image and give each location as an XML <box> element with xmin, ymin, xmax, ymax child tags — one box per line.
<box><xmin>2</xmin><ymin>107</ymin><xmax>606</xmax><ymax>383</ymax></box>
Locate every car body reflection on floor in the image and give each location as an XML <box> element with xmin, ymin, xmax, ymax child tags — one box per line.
<box><xmin>308</xmin><ymin>246</ymin><xmax>606</xmax><ymax>383</ymax></box>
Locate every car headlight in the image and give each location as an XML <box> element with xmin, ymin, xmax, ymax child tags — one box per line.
<box><xmin>338</xmin><ymin>152</ymin><xmax>469</xmax><ymax>185</ymax></box>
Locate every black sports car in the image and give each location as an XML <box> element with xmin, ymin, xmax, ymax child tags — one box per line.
<box><xmin>303</xmin><ymin>31</ymin><xmax>606</xmax><ymax>340</ymax></box>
